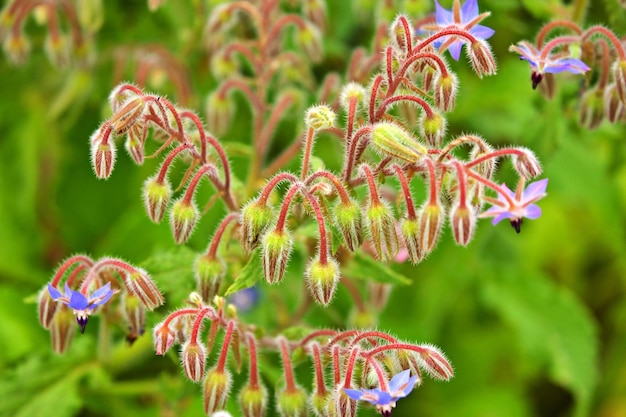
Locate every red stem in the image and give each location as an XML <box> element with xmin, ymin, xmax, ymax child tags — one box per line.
<box><xmin>182</xmin><ymin>164</ymin><xmax>218</xmax><ymax>205</ymax></box>
<box><xmin>393</xmin><ymin>165</ymin><xmax>417</xmax><ymax>219</ymax></box>
<box><xmin>275</xmin><ymin>183</ymin><xmax>302</xmax><ymax>231</ymax></box>
<box><xmin>343</xmin><ymin>347</ymin><xmax>360</xmax><ymax>388</ymax></box>
<box><xmin>463</xmin><ymin>148</ymin><xmax>525</xmax><ymax>170</ymax></box>
<box><xmin>311</xmin><ymin>343</ymin><xmax>327</xmax><ymax>395</ymax></box>
<box><xmin>190</xmin><ymin>307</ymin><xmax>214</xmax><ymax>344</ymax></box>
<box><xmin>216</xmin><ymin>320</ymin><xmax>235</xmax><ymax>372</ymax></box>
<box><xmin>258</xmin><ymin>172</ymin><xmax>299</xmax><ymax>205</ymax></box>
<box><xmin>583</xmin><ymin>25</ymin><xmax>626</xmax><ymax>60</ymax></box>
<box><xmin>424</xmin><ymin>158</ymin><xmax>439</xmax><ymax>205</ymax></box>
<box><xmin>305</xmin><ymin>170</ymin><xmax>351</xmax><ymax>204</ymax></box>
<box><xmin>332</xmin><ymin>345</ymin><xmax>341</xmax><ymax>386</ymax></box>
<box><xmin>278</xmin><ymin>337</ymin><xmax>297</xmax><ymax>393</ymax></box>
<box><xmin>359</xmin><ymin>164</ymin><xmax>381</xmax><ymax>206</ymax></box>
<box><xmin>299</xmin><ymin>329</ymin><xmax>338</xmax><ymax>347</ymax></box>
<box><xmin>51</xmin><ymin>255</ymin><xmax>94</xmax><ymax>287</ymax></box>
<box><xmin>536</xmin><ymin>20</ymin><xmax>583</xmax><ymax>48</ymax></box>
<box><xmin>207</xmin><ymin>213</ymin><xmax>240</xmax><ymax>258</ymax></box>
<box><xmin>156</xmin><ymin>143</ymin><xmax>194</xmax><ymax>183</ymax></box>
<box><xmin>377</xmin><ymin>94</ymin><xmax>434</xmax><ymax>120</ymax></box>
<box><xmin>301</xmin><ymin>191</ymin><xmax>329</xmax><ymax>264</ymax></box>
<box><xmin>300</xmin><ymin>127</ymin><xmax>316</xmax><ymax>180</ymax></box>
<box><xmin>451</xmin><ymin>161</ymin><xmax>468</xmax><ymax>207</ymax></box>
<box><xmin>246</xmin><ymin>333</ymin><xmax>260</xmax><ymax>389</ymax></box>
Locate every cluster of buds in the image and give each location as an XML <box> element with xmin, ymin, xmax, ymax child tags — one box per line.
<box><xmin>38</xmin><ymin>255</ymin><xmax>164</xmax><ymax>353</ymax></box>
<box><xmin>510</xmin><ymin>20</ymin><xmax>626</xmax><ymax>126</ymax></box>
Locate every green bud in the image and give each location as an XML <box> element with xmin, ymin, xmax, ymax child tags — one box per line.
<box><xmin>206</xmin><ymin>92</ymin><xmax>234</xmax><ymax>136</ymax></box>
<box><xmin>124</xmin><ymin>267</ymin><xmax>164</xmax><ymax>310</ymax></box>
<box><xmin>169</xmin><ymin>198</ymin><xmax>198</xmax><ymax>244</ymax></box>
<box><xmin>419</xmin><ymin>111</ymin><xmax>447</xmax><ymax>147</ymax></box>
<box><xmin>77</xmin><ymin>0</ymin><xmax>104</xmax><ymax>34</ymax></box>
<box><xmin>334</xmin><ymin>389</ymin><xmax>357</xmax><ymax>417</ymax></box>
<box><xmin>371</xmin><ymin>122</ymin><xmax>427</xmax><ymax>163</ymax></box>
<box><xmin>604</xmin><ymin>83</ymin><xmax>625</xmax><ymax>123</ymax></box>
<box><xmin>38</xmin><ymin>285</ymin><xmax>59</xmax><ymax>329</ymax></box>
<box><xmin>333</xmin><ymin>200</ymin><xmax>363</xmax><ymax>252</ymax></box>
<box><xmin>450</xmin><ymin>204</ymin><xmax>476</xmax><ymax>246</ymax></box>
<box><xmin>241</xmin><ymin>200</ymin><xmax>275</xmax><ymax>252</ymax></box>
<box><xmin>418</xmin><ymin>202</ymin><xmax>444</xmax><ymax>256</ymax></box>
<box><xmin>311</xmin><ymin>391</ymin><xmax>334</xmax><ymax>417</ymax></box>
<box><xmin>434</xmin><ymin>72</ymin><xmax>457</xmax><ymax>112</ymax></box>
<box><xmin>239</xmin><ymin>382</ymin><xmax>268</xmax><ymax>417</ymax></box>
<box><xmin>579</xmin><ymin>87</ymin><xmax>604</xmax><ymax>129</ymax></box>
<box><xmin>349</xmin><ymin>307</ymin><xmax>378</xmax><ymax>329</ymax></box>
<box><xmin>262</xmin><ymin>229</ymin><xmax>294</xmax><ymax>284</ymax></box>
<box><xmin>122</xmin><ymin>292</ymin><xmax>146</xmax><ymax>344</ymax></box>
<box><xmin>182</xmin><ymin>341</ymin><xmax>207</xmax><ymax>382</ymax></box>
<box><xmin>212</xmin><ymin>48</ymin><xmax>239</xmax><ymax>81</ymax></box>
<box><xmin>194</xmin><ymin>255</ymin><xmax>226</xmax><ymax>302</ymax></box>
<box><xmin>339</xmin><ymin>82</ymin><xmax>366</xmax><ymax>110</ymax></box>
<box><xmin>203</xmin><ymin>367</ymin><xmax>232</xmax><ymax>415</ymax></box>
<box><xmin>297</xmin><ymin>24</ymin><xmax>323</xmax><ymax>63</ymax></box>
<box><xmin>143</xmin><ymin>175</ymin><xmax>172</xmax><ymax>223</ymax></box>
<box><xmin>365</xmin><ymin>202</ymin><xmax>399</xmax><ymax>262</ymax></box>
<box><xmin>277</xmin><ymin>386</ymin><xmax>309</xmax><ymax>417</ymax></box>
<box><xmin>306</xmin><ymin>256</ymin><xmax>340</xmax><ymax>306</ymax></box>
<box><xmin>305</xmin><ymin>104</ymin><xmax>336</xmax><ymax>131</ymax></box>
<box><xmin>400</xmin><ymin>217</ymin><xmax>423</xmax><ymax>264</ymax></box>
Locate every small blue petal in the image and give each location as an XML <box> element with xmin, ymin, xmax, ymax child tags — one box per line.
<box><xmin>492</xmin><ymin>211</ymin><xmax>513</xmax><ymax>225</ymax></box>
<box><xmin>434</xmin><ymin>0</ymin><xmax>454</xmax><ymax>25</ymax></box>
<box><xmin>373</xmin><ymin>390</ymin><xmax>393</xmax><ymax>406</ymax></box>
<box><xmin>388</xmin><ymin>370</ymin><xmax>411</xmax><ymax>393</ymax></box>
<box><xmin>343</xmin><ymin>388</ymin><xmax>364</xmax><ymax>401</ymax></box>
<box><xmin>461</xmin><ymin>0</ymin><xmax>479</xmax><ymax>20</ymax></box>
<box><xmin>470</xmin><ymin>24</ymin><xmax>495</xmax><ymax>40</ymax></box>
<box><xmin>400</xmin><ymin>375</ymin><xmax>419</xmax><ymax>397</ymax></box>
<box><xmin>449</xmin><ymin>41</ymin><xmax>463</xmax><ymax>61</ymax></box>
<box><xmin>91</xmin><ymin>282</ymin><xmax>112</xmax><ymax>300</ymax></box>
<box><xmin>48</xmin><ymin>284</ymin><xmax>63</xmax><ymax>300</ymax></box>
<box><xmin>525</xmin><ymin>204</ymin><xmax>542</xmax><ymax>219</ymax></box>
<box><xmin>523</xmin><ymin>179</ymin><xmax>548</xmax><ymax>200</ymax></box>
<box><xmin>68</xmin><ymin>290</ymin><xmax>89</xmax><ymax>310</ymax></box>
<box><xmin>91</xmin><ymin>288</ymin><xmax>115</xmax><ymax>306</ymax></box>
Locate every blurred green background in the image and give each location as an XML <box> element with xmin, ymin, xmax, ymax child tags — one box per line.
<box><xmin>1</xmin><ymin>0</ymin><xmax>626</xmax><ymax>416</ymax></box>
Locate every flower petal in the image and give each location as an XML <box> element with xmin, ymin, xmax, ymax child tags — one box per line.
<box><xmin>544</xmin><ymin>58</ymin><xmax>590</xmax><ymax>74</ymax></box>
<box><xmin>48</xmin><ymin>284</ymin><xmax>63</xmax><ymax>300</ymax></box>
<box><xmin>522</xmin><ymin>179</ymin><xmax>548</xmax><ymax>201</ymax></box>
<box><xmin>388</xmin><ymin>369</ymin><xmax>411</xmax><ymax>392</ymax></box>
<box><xmin>470</xmin><ymin>24</ymin><xmax>495</xmax><ymax>40</ymax></box>
<box><xmin>449</xmin><ymin>41</ymin><xmax>463</xmax><ymax>61</ymax></box>
<box><xmin>343</xmin><ymin>388</ymin><xmax>365</xmax><ymax>401</ymax></box>
<box><xmin>492</xmin><ymin>211</ymin><xmax>513</xmax><ymax>225</ymax></box>
<box><xmin>68</xmin><ymin>290</ymin><xmax>89</xmax><ymax>310</ymax></box>
<box><xmin>461</xmin><ymin>0</ymin><xmax>479</xmax><ymax>20</ymax></box>
<box><xmin>374</xmin><ymin>390</ymin><xmax>394</xmax><ymax>406</ymax></box>
<box><xmin>435</xmin><ymin>0</ymin><xmax>454</xmax><ymax>25</ymax></box>
<box><xmin>90</xmin><ymin>282</ymin><xmax>112</xmax><ymax>300</ymax></box>
<box><xmin>524</xmin><ymin>204</ymin><xmax>542</xmax><ymax>219</ymax></box>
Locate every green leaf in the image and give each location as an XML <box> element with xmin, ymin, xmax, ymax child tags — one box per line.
<box><xmin>225</xmin><ymin>249</ymin><xmax>262</xmax><ymax>296</ymax></box>
<box><xmin>15</xmin><ymin>374</ymin><xmax>83</xmax><ymax>417</ymax></box>
<box><xmin>481</xmin><ymin>266</ymin><xmax>598</xmax><ymax>417</ymax></box>
<box><xmin>345</xmin><ymin>251</ymin><xmax>412</xmax><ymax>285</ymax></box>
<box><xmin>141</xmin><ymin>246</ymin><xmax>197</xmax><ymax>305</ymax></box>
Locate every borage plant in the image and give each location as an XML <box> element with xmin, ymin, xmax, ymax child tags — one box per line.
<box><xmin>32</xmin><ymin>1</ymin><xmax>551</xmax><ymax>416</ymax></box>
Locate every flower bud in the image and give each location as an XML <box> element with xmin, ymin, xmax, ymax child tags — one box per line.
<box><xmin>124</xmin><ymin>267</ymin><xmax>164</xmax><ymax>310</ymax></box>
<box><xmin>261</xmin><ymin>229</ymin><xmax>294</xmax><ymax>284</ymax></box>
<box><xmin>334</xmin><ymin>389</ymin><xmax>357</xmax><ymax>417</ymax></box>
<box><xmin>368</xmin><ymin>282</ymin><xmax>392</xmax><ymax>311</ymax></box>
<box><xmin>305</xmin><ymin>104</ymin><xmax>336</xmax><ymax>131</ymax></box>
<box><xmin>512</xmin><ymin>147</ymin><xmax>542</xmax><ymax>180</ymax></box>
<box><xmin>400</xmin><ymin>217</ymin><xmax>423</xmax><ymax>264</ymax></box>
<box><xmin>195</xmin><ymin>255</ymin><xmax>226</xmax><ymax>303</ymax></box>
<box><xmin>182</xmin><ymin>341</ymin><xmax>207</xmax><ymax>382</ymax></box>
<box><xmin>537</xmin><ymin>72</ymin><xmax>556</xmax><ymax>99</ymax></box>
<box><xmin>3</xmin><ymin>31</ymin><xmax>30</xmax><ymax>65</ymax></box>
<box><xmin>206</xmin><ymin>92</ymin><xmax>234</xmax><ymax>137</ymax></box>
<box><xmin>365</xmin><ymin>202</ymin><xmax>399</xmax><ymax>262</ymax></box>
<box><xmin>277</xmin><ymin>386</ymin><xmax>309</xmax><ymax>417</ymax></box>
<box><xmin>306</xmin><ymin>256</ymin><xmax>340</xmax><ymax>306</ymax></box>
<box><xmin>109</xmin><ymin>96</ymin><xmax>147</xmax><ymax>135</ymax></box>
<box><xmin>239</xmin><ymin>382</ymin><xmax>268</xmax><ymax>417</ymax></box>
<box><xmin>390</xmin><ymin>15</ymin><xmax>411</xmax><ymax>54</ymax></box>
<box><xmin>38</xmin><ymin>285</ymin><xmax>59</xmax><ymax>329</ymax></box>
<box><xmin>77</xmin><ymin>0</ymin><xmax>104</xmax><ymax>33</ymax></box>
<box><xmin>450</xmin><ymin>204</ymin><xmax>476</xmax><ymax>246</ymax></box>
<box><xmin>604</xmin><ymin>83</ymin><xmax>625</xmax><ymax>123</ymax></box>
<box><xmin>297</xmin><ymin>23</ymin><xmax>323</xmax><ymax>63</ymax></box>
<box><xmin>371</xmin><ymin>122</ymin><xmax>427</xmax><ymax>163</ymax></box>
<box><xmin>125</xmin><ymin>120</ymin><xmax>148</xmax><ymax>165</ymax></box>
<box><xmin>333</xmin><ymin>200</ymin><xmax>363</xmax><ymax>252</ymax></box>
<box><xmin>206</xmin><ymin>4</ymin><xmax>237</xmax><ymax>36</ymax></box>
<box><xmin>211</xmin><ymin>48</ymin><xmax>239</xmax><ymax>81</ymax></box>
<box><xmin>418</xmin><ymin>202</ymin><xmax>444</xmax><ymax>256</ymax></box>
<box><xmin>241</xmin><ymin>201</ymin><xmax>275</xmax><ymax>252</ymax></box>
<box><xmin>339</xmin><ymin>82</ymin><xmax>366</xmax><ymax>110</ymax></box>
<box><xmin>434</xmin><ymin>72</ymin><xmax>457</xmax><ymax>112</ymax></box>
<box><xmin>90</xmin><ymin>133</ymin><xmax>116</xmax><ymax>179</ymax></box>
<box><xmin>421</xmin><ymin>65</ymin><xmax>437</xmax><ymax>91</ymax></box>
<box><xmin>169</xmin><ymin>198</ymin><xmax>199</xmax><ymax>244</ymax></box>
<box><xmin>396</xmin><ymin>350</ymin><xmax>423</xmax><ymax>386</ymax></box>
<box><xmin>467</xmin><ymin>39</ymin><xmax>497</xmax><ymax>78</ymax></box>
<box><xmin>153</xmin><ymin>321</ymin><xmax>175</xmax><ymax>355</ymax></box>
<box><xmin>143</xmin><ymin>175</ymin><xmax>172</xmax><ymax>223</ymax></box>
<box><xmin>44</xmin><ymin>34</ymin><xmax>70</xmax><ymax>68</ymax></box>
<box><xmin>468</xmin><ymin>142</ymin><xmax>495</xmax><ymax>180</ymax></box>
<box><xmin>579</xmin><ymin>88</ymin><xmax>604</xmax><ymax>129</ymax></box>
<box><xmin>50</xmin><ymin>305</ymin><xmax>76</xmax><ymax>354</ymax></box>
<box><xmin>303</xmin><ymin>0</ymin><xmax>327</xmax><ymax>31</ymax></box>
<box><xmin>612</xmin><ymin>60</ymin><xmax>626</xmax><ymax>104</ymax></box>
<box><xmin>203</xmin><ymin>367</ymin><xmax>232</xmax><ymax>415</ymax></box>
<box><xmin>415</xmin><ymin>344</ymin><xmax>454</xmax><ymax>381</ymax></box>
<box><xmin>122</xmin><ymin>292</ymin><xmax>146</xmax><ymax>343</ymax></box>
<box><xmin>419</xmin><ymin>110</ymin><xmax>447</xmax><ymax>148</ymax></box>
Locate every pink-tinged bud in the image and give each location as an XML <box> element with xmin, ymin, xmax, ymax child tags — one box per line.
<box><xmin>203</xmin><ymin>367</ymin><xmax>232</xmax><ymax>415</ymax></box>
<box><xmin>396</xmin><ymin>351</ymin><xmax>423</xmax><ymax>387</ymax></box>
<box><xmin>241</xmin><ymin>200</ymin><xmax>275</xmax><ymax>252</ymax></box>
<box><xmin>195</xmin><ymin>255</ymin><xmax>226</xmax><ymax>302</ymax></box>
<box><xmin>173</xmin><ymin>315</ymin><xmax>193</xmax><ymax>344</ymax></box>
<box><xmin>579</xmin><ymin>88</ymin><xmax>604</xmax><ymax>129</ymax></box>
<box><xmin>297</xmin><ymin>23</ymin><xmax>323</xmax><ymax>63</ymax></box>
<box><xmin>415</xmin><ymin>344</ymin><xmax>454</xmax><ymax>381</ymax></box>
<box><xmin>303</xmin><ymin>0</ymin><xmax>327</xmax><ymax>31</ymax></box>
<box><xmin>50</xmin><ymin>305</ymin><xmax>76</xmax><ymax>354</ymax></box>
<box><xmin>311</xmin><ymin>391</ymin><xmax>334</xmax><ymax>417</ymax></box>
<box><xmin>239</xmin><ymin>382</ymin><xmax>268</xmax><ymax>417</ymax></box>
<box><xmin>389</xmin><ymin>15</ymin><xmax>411</xmax><ymax>54</ymax></box>
<box><xmin>417</xmin><ymin>202</ymin><xmax>444</xmax><ymax>257</ymax></box>
<box><xmin>422</xmin><ymin>65</ymin><xmax>437</xmax><ymax>91</ymax></box>
<box><xmin>124</xmin><ymin>267</ymin><xmax>164</xmax><ymax>310</ymax></box>
<box><xmin>368</xmin><ymin>282</ymin><xmax>392</xmax><ymax>311</ymax></box>
<box><xmin>38</xmin><ymin>285</ymin><xmax>59</xmax><ymax>329</ymax></box>
<box><xmin>169</xmin><ymin>198</ymin><xmax>199</xmax><ymax>244</ymax></box>
<box><xmin>153</xmin><ymin>321</ymin><xmax>175</xmax><ymax>355</ymax></box>
<box><xmin>450</xmin><ymin>204</ymin><xmax>476</xmax><ymax>246</ymax></box>
<box><xmin>305</xmin><ymin>105</ymin><xmax>336</xmax><ymax>131</ymax></box>
<box><xmin>339</xmin><ymin>82</ymin><xmax>366</xmax><ymax>111</ymax></box>
<box><xmin>604</xmin><ymin>83</ymin><xmax>625</xmax><ymax>123</ymax></box>
<box><xmin>90</xmin><ymin>132</ymin><xmax>116</xmax><ymax>179</ymax></box>
<box><xmin>109</xmin><ymin>96</ymin><xmax>147</xmax><ymax>135</ymax></box>
<box><xmin>333</xmin><ymin>200</ymin><xmax>363</xmax><ymax>252</ymax></box>
<box><xmin>276</xmin><ymin>386</ymin><xmax>309</xmax><ymax>417</ymax></box>
<box><xmin>400</xmin><ymin>217</ymin><xmax>423</xmax><ymax>264</ymax></box>
<box><xmin>469</xmin><ymin>142</ymin><xmax>495</xmax><ymax>179</ymax></box>
<box><xmin>512</xmin><ymin>147</ymin><xmax>542</xmax><ymax>180</ymax></box>
<box><xmin>306</xmin><ymin>257</ymin><xmax>340</xmax><ymax>306</ymax></box>
<box><xmin>3</xmin><ymin>31</ymin><xmax>31</xmax><ymax>65</ymax></box>
<box><xmin>122</xmin><ymin>293</ymin><xmax>146</xmax><ymax>343</ymax></box>
<box><xmin>612</xmin><ymin>60</ymin><xmax>626</xmax><ymax>104</ymax></box>
<box><xmin>261</xmin><ymin>229</ymin><xmax>294</xmax><ymax>284</ymax></box>
<box><xmin>365</xmin><ymin>202</ymin><xmax>399</xmax><ymax>262</ymax></box>
<box><xmin>371</xmin><ymin>122</ymin><xmax>427</xmax><ymax>163</ymax></box>
<box><xmin>206</xmin><ymin>92</ymin><xmax>234</xmax><ymax>136</ymax></box>
<box><xmin>467</xmin><ymin>39</ymin><xmax>497</xmax><ymax>78</ymax></box>
<box><xmin>419</xmin><ymin>111</ymin><xmax>447</xmax><ymax>148</ymax></box>
<box><xmin>125</xmin><ymin>120</ymin><xmax>148</xmax><ymax>165</ymax></box>
<box><xmin>334</xmin><ymin>388</ymin><xmax>357</xmax><ymax>417</ymax></box>
<box><xmin>142</xmin><ymin>175</ymin><xmax>172</xmax><ymax>223</ymax></box>
<box><xmin>181</xmin><ymin>341</ymin><xmax>207</xmax><ymax>382</ymax></box>
<box><xmin>434</xmin><ymin>72</ymin><xmax>457</xmax><ymax>112</ymax></box>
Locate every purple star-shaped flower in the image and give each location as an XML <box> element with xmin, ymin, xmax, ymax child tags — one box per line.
<box><xmin>432</xmin><ymin>0</ymin><xmax>495</xmax><ymax>60</ymax></box>
<box><xmin>480</xmin><ymin>179</ymin><xmax>548</xmax><ymax>233</ymax></box>
<box><xmin>344</xmin><ymin>369</ymin><xmax>419</xmax><ymax>416</ymax></box>
<box><xmin>48</xmin><ymin>282</ymin><xmax>117</xmax><ymax>333</ymax></box>
<box><xmin>509</xmin><ymin>42</ymin><xmax>590</xmax><ymax>89</ymax></box>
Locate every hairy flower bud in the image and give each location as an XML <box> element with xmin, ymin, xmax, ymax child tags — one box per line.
<box><xmin>38</xmin><ymin>285</ymin><xmax>59</xmax><ymax>329</ymax></box>
<box><xmin>3</xmin><ymin>31</ymin><xmax>31</xmax><ymax>65</ymax></box>
<box><xmin>604</xmin><ymin>83</ymin><xmax>625</xmax><ymax>123</ymax></box>
<box><xmin>400</xmin><ymin>217</ymin><xmax>423</xmax><ymax>264</ymax></box>
<box><xmin>203</xmin><ymin>367</ymin><xmax>232</xmax><ymax>415</ymax></box>
<box><xmin>122</xmin><ymin>292</ymin><xmax>146</xmax><ymax>343</ymax></box>
<box><xmin>612</xmin><ymin>60</ymin><xmax>626</xmax><ymax>104</ymax></box>
<box><xmin>371</xmin><ymin>122</ymin><xmax>427</xmax><ymax>163</ymax></box>
<box><xmin>467</xmin><ymin>39</ymin><xmax>497</xmax><ymax>78</ymax></box>
<box><xmin>311</xmin><ymin>391</ymin><xmax>334</xmax><ymax>417</ymax></box>
<box><xmin>211</xmin><ymin>48</ymin><xmax>239</xmax><ymax>81</ymax></box>
<box><xmin>418</xmin><ymin>202</ymin><xmax>444</xmax><ymax>256</ymax></box>
<box><xmin>261</xmin><ymin>229</ymin><xmax>294</xmax><ymax>284</ymax></box>
<box><xmin>305</xmin><ymin>104</ymin><xmax>336</xmax><ymax>131</ymax></box>
<box><xmin>90</xmin><ymin>130</ymin><xmax>116</xmax><ymax>179</ymax></box>
<box><xmin>334</xmin><ymin>388</ymin><xmax>357</xmax><ymax>417</ymax></box>
<box><xmin>239</xmin><ymin>382</ymin><xmax>268</xmax><ymax>417</ymax></box>
<box><xmin>241</xmin><ymin>201</ymin><xmax>275</xmax><ymax>252</ymax></box>
<box><xmin>366</xmin><ymin>202</ymin><xmax>399</xmax><ymax>262</ymax></box>
<box><xmin>468</xmin><ymin>142</ymin><xmax>495</xmax><ymax>180</ymax></box>
<box><xmin>206</xmin><ymin>92</ymin><xmax>234</xmax><ymax>136</ymax></box>
<box><xmin>333</xmin><ymin>199</ymin><xmax>364</xmax><ymax>251</ymax></box>
<box><xmin>44</xmin><ymin>34</ymin><xmax>70</xmax><ymax>68</ymax></box>
<box><xmin>153</xmin><ymin>321</ymin><xmax>175</xmax><ymax>355</ymax></box>
<box><xmin>390</xmin><ymin>15</ymin><xmax>411</xmax><ymax>54</ymax></box>
<box><xmin>450</xmin><ymin>204</ymin><xmax>476</xmax><ymax>246</ymax></box>
<box><xmin>50</xmin><ymin>305</ymin><xmax>76</xmax><ymax>354</ymax></box>
<box><xmin>339</xmin><ymin>82</ymin><xmax>366</xmax><ymax>110</ymax></box>
<box><xmin>422</xmin><ymin>65</ymin><xmax>437</xmax><ymax>91</ymax></box>
<box><xmin>512</xmin><ymin>147</ymin><xmax>542</xmax><ymax>180</ymax></box>
<box><xmin>143</xmin><ymin>175</ymin><xmax>172</xmax><ymax>223</ymax></box>
<box><xmin>109</xmin><ymin>96</ymin><xmax>147</xmax><ymax>135</ymax></box>
<box><xmin>195</xmin><ymin>255</ymin><xmax>226</xmax><ymax>302</ymax></box>
<box><xmin>125</xmin><ymin>120</ymin><xmax>148</xmax><ymax>165</ymax></box>
<box><xmin>124</xmin><ymin>267</ymin><xmax>164</xmax><ymax>310</ymax></box>
<box><xmin>182</xmin><ymin>341</ymin><xmax>207</xmax><ymax>382</ymax></box>
<box><xmin>297</xmin><ymin>24</ymin><xmax>323</xmax><ymax>63</ymax></box>
<box><xmin>306</xmin><ymin>256</ymin><xmax>340</xmax><ymax>306</ymax></box>
<box><xmin>169</xmin><ymin>198</ymin><xmax>199</xmax><ymax>244</ymax></box>
<box><xmin>415</xmin><ymin>344</ymin><xmax>454</xmax><ymax>381</ymax></box>
<box><xmin>304</xmin><ymin>0</ymin><xmax>327</xmax><ymax>30</ymax></box>
<box><xmin>277</xmin><ymin>386</ymin><xmax>309</xmax><ymax>417</ymax></box>
<box><xmin>537</xmin><ymin>72</ymin><xmax>556</xmax><ymax>99</ymax></box>
<box><xmin>419</xmin><ymin>111</ymin><xmax>447</xmax><ymax>147</ymax></box>
<box><xmin>579</xmin><ymin>88</ymin><xmax>604</xmax><ymax>129</ymax></box>
<box><xmin>434</xmin><ymin>72</ymin><xmax>457</xmax><ymax>112</ymax></box>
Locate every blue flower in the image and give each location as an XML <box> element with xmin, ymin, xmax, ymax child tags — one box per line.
<box><xmin>431</xmin><ymin>0</ymin><xmax>494</xmax><ymax>61</ymax></box>
<box><xmin>228</xmin><ymin>286</ymin><xmax>260</xmax><ymax>313</ymax></box>
<box><xmin>509</xmin><ymin>43</ymin><xmax>590</xmax><ymax>89</ymax></box>
<box><xmin>48</xmin><ymin>282</ymin><xmax>117</xmax><ymax>333</ymax></box>
<box><xmin>344</xmin><ymin>369</ymin><xmax>419</xmax><ymax>416</ymax></box>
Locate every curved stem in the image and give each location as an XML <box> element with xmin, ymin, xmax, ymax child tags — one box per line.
<box><xmin>393</xmin><ymin>165</ymin><xmax>417</xmax><ymax>219</ymax></box>
<box><xmin>539</xmin><ymin>35</ymin><xmax>581</xmax><ymax>60</ymax></box>
<box><xmin>305</xmin><ymin>170</ymin><xmax>351</xmax><ymax>204</ymax></box>
<box><xmin>278</xmin><ymin>337</ymin><xmax>297</xmax><ymax>392</ymax></box>
<box><xmin>216</xmin><ymin>320</ymin><xmax>235</xmax><ymax>372</ymax></box>
<box><xmin>300</xmin><ymin>127</ymin><xmax>316</xmax><ymax>180</ymax></box>
<box><xmin>275</xmin><ymin>183</ymin><xmax>303</xmax><ymax>231</ymax></box>
<box><xmin>310</xmin><ymin>343</ymin><xmax>327</xmax><ymax>395</ymax></box>
<box><xmin>206</xmin><ymin>213</ymin><xmax>240</xmax><ymax>258</ymax></box>
<box><xmin>181</xmin><ymin>164</ymin><xmax>219</xmax><ymax>205</ymax></box>
<box><xmin>582</xmin><ymin>26</ymin><xmax>625</xmax><ymax>60</ymax></box>
<box><xmin>344</xmin><ymin>126</ymin><xmax>374</xmax><ymax>182</ymax></box>
<box><xmin>536</xmin><ymin>20</ymin><xmax>583</xmax><ymax>48</ymax></box>
<box><xmin>343</xmin><ymin>347</ymin><xmax>360</xmax><ymax>388</ymax></box>
<box><xmin>246</xmin><ymin>333</ymin><xmax>260</xmax><ymax>389</ymax></box>
<box><xmin>258</xmin><ymin>172</ymin><xmax>300</xmax><ymax>205</ymax></box>
<box><xmin>51</xmin><ymin>255</ymin><xmax>94</xmax><ymax>287</ymax></box>
<box><xmin>156</xmin><ymin>143</ymin><xmax>195</xmax><ymax>183</ymax></box>
<box><xmin>301</xmin><ymin>191</ymin><xmax>329</xmax><ymax>264</ymax></box>
<box><xmin>463</xmin><ymin>148</ymin><xmax>525</xmax><ymax>170</ymax></box>
<box><xmin>189</xmin><ymin>307</ymin><xmax>214</xmax><ymax>344</ymax></box>
<box><xmin>359</xmin><ymin>164</ymin><xmax>381</xmax><ymax>206</ymax></box>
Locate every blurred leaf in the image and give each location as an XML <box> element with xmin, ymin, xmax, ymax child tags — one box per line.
<box><xmin>346</xmin><ymin>252</ymin><xmax>412</xmax><ymax>285</ymax></box>
<box><xmin>225</xmin><ymin>249</ymin><xmax>262</xmax><ymax>296</ymax></box>
<box><xmin>14</xmin><ymin>373</ymin><xmax>83</xmax><ymax>417</ymax></box>
<box><xmin>141</xmin><ymin>246</ymin><xmax>196</xmax><ymax>305</ymax></box>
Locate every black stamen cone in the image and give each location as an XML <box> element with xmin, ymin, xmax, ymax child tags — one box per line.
<box><xmin>531</xmin><ymin>72</ymin><xmax>543</xmax><ymax>90</ymax></box>
<box><xmin>510</xmin><ymin>218</ymin><xmax>523</xmax><ymax>234</ymax></box>
<box><xmin>77</xmin><ymin>316</ymin><xmax>88</xmax><ymax>333</ymax></box>
<box><xmin>381</xmin><ymin>411</ymin><xmax>392</xmax><ymax>417</ymax></box>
